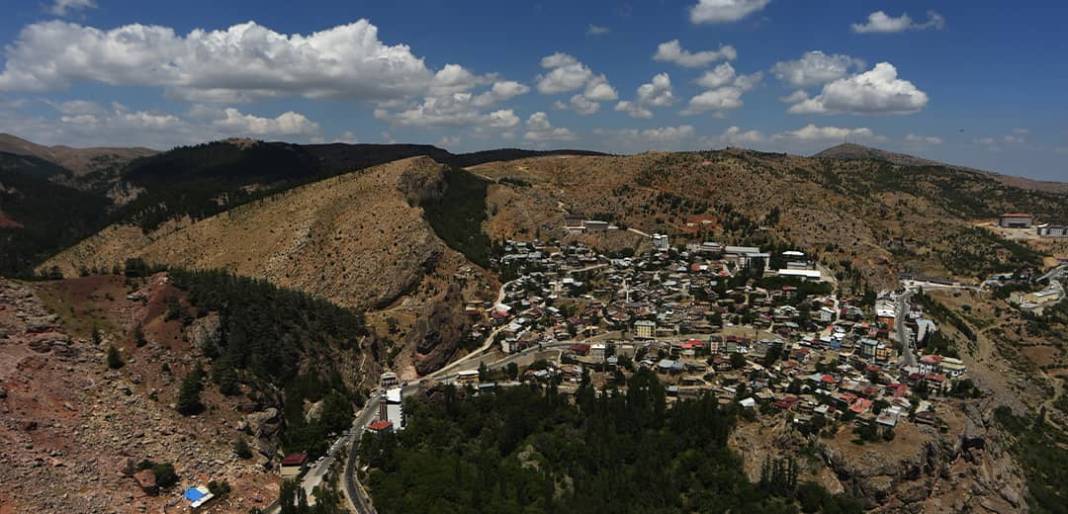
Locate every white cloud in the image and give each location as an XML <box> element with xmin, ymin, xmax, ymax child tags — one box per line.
<box><xmin>690</xmin><ymin>0</ymin><xmax>770</xmax><ymax>24</ymax></box>
<box><xmin>587</xmin><ymin>24</ymin><xmax>610</xmax><ymax>35</ymax></box>
<box><xmin>471</xmin><ymin>80</ymin><xmax>530</xmax><ymax>107</ymax></box>
<box><xmin>772</xmin><ymin>124</ymin><xmax>876</xmax><ymax>142</ymax></box>
<box><xmin>974</xmin><ymin>133</ymin><xmax>1027</xmax><ymax>151</ymax></box>
<box><xmin>568</xmin><ymin>94</ymin><xmax>601</xmax><ymax>115</ymax></box>
<box><xmin>852</xmin><ymin>11</ymin><xmax>945</xmax><ymax>34</ymax></box>
<box><xmin>0</xmin><ymin>19</ymin><xmax>464</xmax><ymax>103</ymax></box>
<box><xmin>683</xmin><ymin>68</ymin><xmax>762</xmax><ymax>116</ymax></box>
<box><xmin>684</xmin><ymin>88</ymin><xmax>745</xmax><ymax>115</ymax></box>
<box><xmin>615</xmin><ymin>73</ymin><xmax>674</xmax><ymax>119</ymax></box>
<box><xmin>785</xmin><ymin>62</ymin><xmax>928</xmax><ymax>115</ymax></box>
<box><xmin>374</xmin><ymin>91</ymin><xmax>520</xmax><ymax>129</ymax></box>
<box><xmin>905</xmin><ymin>133</ymin><xmax>943</xmax><ymax>145</ymax></box>
<box><xmin>536</xmin><ymin>53</ymin><xmax>592</xmax><ymax>94</ymax></box>
<box><xmin>584</xmin><ymin>75</ymin><xmax>618</xmax><ymax>101</ymax></box>
<box><xmin>696</xmin><ymin>63</ymin><xmax>737</xmax><ymax>89</ymax></box>
<box><xmin>614</xmin><ymin>101</ymin><xmax>652</xmax><ymax>119</ymax></box>
<box><xmin>437</xmin><ymin>135</ymin><xmax>461</xmax><ymax>148</ymax></box>
<box><xmin>718</xmin><ymin>126</ymin><xmax>765</xmax><ymax>146</ymax></box>
<box><xmin>779</xmin><ymin>90</ymin><xmax>809</xmax><ymax>103</ymax></box>
<box><xmin>523</xmin><ymin>112</ymin><xmax>576</xmax><ymax>142</ymax></box>
<box><xmin>214</xmin><ymin>108</ymin><xmax>320</xmax><ymax>136</ymax></box>
<box><xmin>771</xmin><ymin>51</ymin><xmax>865</xmax><ymax>88</ymax></box>
<box><xmin>637</xmin><ymin>73</ymin><xmax>675</xmax><ymax>107</ymax></box>
<box><xmin>537</xmin><ymin>53</ymin><xmax>617</xmax><ymax>114</ymax></box>
<box><xmin>595</xmin><ymin>125</ymin><xmax>697</xmax><ymax>151</ymax></box>
<box><xmin>373</xmin><ymin>77</ymin><xmax>526</xmax><ymax>129</ymax></box>
<box><xmin>1</xmin><ymin>100</ymin><xmax>324</xmax><ymax>148</ymax></box>
<box><xmin>47</xmin><ymin>0</ymin><xmax>96</xmax><ymax>16</ymax></box>
<box><xmin>653</xmin><ymin>40</ymin><xmax>737</xmax><ymax>68</ymax></box>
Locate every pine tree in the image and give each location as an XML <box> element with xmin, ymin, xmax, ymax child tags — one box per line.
<box><xmin>106</xmin><ymin>345</ymin><xmax>124</xmax><ymax>369</ymax></box>
<box><xmin>177</xmin><ymin>367</ymin><xmax>204</xmax><ymax>415</ymax></box>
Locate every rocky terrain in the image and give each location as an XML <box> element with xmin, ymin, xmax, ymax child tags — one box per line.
<box><xmin>729</xmin><ymin>400</ymin><xmax>1026</xmax><ymax>513</ymax></box>
<box><xmin>0</xmin><ymin>275</ymin><xmax>282</xmax><ymax>513</ymax></box>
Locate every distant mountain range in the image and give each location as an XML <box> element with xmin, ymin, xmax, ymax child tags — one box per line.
<box><xmin>815</xmin><ymin>142</ymin><xmax>1068</xmax><ymax>194</ymax></box>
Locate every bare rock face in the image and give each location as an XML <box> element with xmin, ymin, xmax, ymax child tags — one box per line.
<box><xmin>398</xmin><ymin>159</ymin><xmax>447</xmax><ymax>206</ymax></box>
<box><xmin>133</xmin><ymin>468</ymin><xmax>158</xmax><ymax>495</ymax></box>
<box><xmin>412</xmin><ymin>282</ymin><xmax>469</xmax><ymax>375</ymax></box>
<box><xmin>184</xmin><ymin>313</ymin><xmax>221</xmax><ymax>352</ymax></box>
<box><xmin>245</xmin><ymin>408</ymin><xmax>280</xmax><ymax>438</ymax></box>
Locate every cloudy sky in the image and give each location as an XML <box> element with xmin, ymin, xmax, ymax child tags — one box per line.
<box><xmin>0</xmin><ymin>0</ymin><xmax>1065</xmax><ymax>180</ymax></box>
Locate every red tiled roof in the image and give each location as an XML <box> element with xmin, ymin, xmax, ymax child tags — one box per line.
<box><xmin>281</xmin><ymin>453</ymin><xmax>308</xmax><ymax>466</ymax></box>
<box><xmin>368</xmin><ymin>420</ymin><xmax>394</xmax><ymax>431</ymax></box>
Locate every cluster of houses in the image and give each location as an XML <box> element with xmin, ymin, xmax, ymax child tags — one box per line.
<box><xmin>469</xmin><ymin>238</ymin><xmax>970</xmax><ymax>435</ymax></box>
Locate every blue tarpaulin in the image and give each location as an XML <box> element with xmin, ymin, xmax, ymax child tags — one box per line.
<box><xmin>184</xmin><ymin>487</ymin><xmax>207</xmax><ymax>502</ymax></box>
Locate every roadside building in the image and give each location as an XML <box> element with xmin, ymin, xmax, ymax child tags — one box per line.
<box><xmin>379</xmin><ymin>387</ymin><xmax>406</xmax><ymax>430</ymax></box>
<box><xmin>998</xmin><ymin>212</ymin><xmax>1034</xmax><ymax>228</ymax></box>
<box><xmin>1037</xmin><ymin>224</ymin><xmax>1068</xmax><ymax>237</ymax></box>
<box><xmin>652</xmin><ymin>233</ymin><xmax>671</xmax><ymax>251</ymax></box>
<box><xmin>280</xmin><ymin>452</ymin><xmax>308</xmax><ymax>480</ymax></box>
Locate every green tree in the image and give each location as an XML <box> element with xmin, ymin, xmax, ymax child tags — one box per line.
<box><xmin>177</xmin><ymin>366</ymin><xmax>205</xmax><ymax>415</ymax></box>
<box><xmin>106</xmin><ymin>345</ymin><xmax>124</xmax><ymax>369</ymax></box>
<box><xmin>233</xmin><ymin>438</ymin><xmax>253</xmax><ymax>459</ymax></box>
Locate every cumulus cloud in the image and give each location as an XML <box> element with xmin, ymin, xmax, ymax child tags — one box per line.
<box><xmin>0</xmin><ymin>100</ymin><xmax>323</xmax><ymax>148</ymax></box>
<box><xmin>690</xmin><ymin>0</ymin><xmax>770</xmax><ymax>24</ymax></box>
<box><xmin>537</xmin><ymin>53</ymin><xmax>617</xmax><ymax>114</ymax></box>
<box><xmin>785</xmin><ymin>62</ymin><xmax>928</xmax><ymax>115</ymax></box>
<box><xmin>852</xmin><ymin>11</ymin><xmax>945</xmax><ymax>34</ymax></box>
<box><xmin>771</xmin><ymin>51</ymin><xmax>865</xmax><ymax>88</ymax></box>
<box><xmin>696</xmin><ymin>63</ymin><xmax>738</xmax><ymax>89</ymax></box>
<box><xmin>373</xmin><ymin>76</ymin><xmax>527</xmax><ymax>128</ymax></box>
<box><xmin>595</xmin><ymin>125</ymin><xmax>697</xmax><ymax>151</ymax></box>
<box><xmin>214</xmin><ymin>108</ymin><xmax>320</xmax><ymax>136</ymax></box>
<box><xmin>772</xmin><ymin>124</ymin><xmax>876</xmax><ymax>142</ymax></box>
<box><xmin>615</xmin><ymin>73</ymin><xmax>675</xmax><ymax>119</ymax></box>
<box><xmin>536</xmin><ymin>53</ymin><xmax>592</xmax><ymax>94</ymax></box>
<box><xmin>587</xmin><ymin>24</ymin><xmax>610</xmax><ymax>35</ymax></box>
<box><xmin>374</xmin><ymin>91</ymin><xmax>520</xmax><ymax>128</ymax></box>
<box><xmin>653</xmin><ymin>40</ymin><xmax>737</xmax><ymax>68</ymax></box>
<box><xmin>683</xmin><ymin>67</ymin><xmax>762</xmax><ymax>116</ymax></box>
<box><xmin>523</xmin><ymin>112</ymin><xmax>576</xmax><ymax>142</ymax></box>
<box><xmin>974</xmin><ymin>132</ymin><xmax>1027</xmax><ymax>151</ymax></box>
<box><xmin>47</xmin><ymin>0</ymin><xmax>96</xmax><ymax>16</ymax></box>
<box><xmin>471</xmin><ymin>81</ymin><xmax>530</xmax><ymax>107</ymax></box>
<box><xmin>905</xmin><ymin>133</ymin><xmax>943</xmax><ymax>145</ymax></box>
<box><xmin>567</xmin><ymin>94</ymin><xmax>601</xmax><ymax>115</ymax></box>
<box><xmin>718</xmin><ymin>125</ymin><xmax>765</xmax><ymax>146</ymax></box>
<box><xmin>0</xmin><ymin>19</ymin><xmax>475</xmax><ymax>104</ymax></box>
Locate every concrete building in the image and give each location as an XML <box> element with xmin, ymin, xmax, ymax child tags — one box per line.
<box><xmin>998</xmin><ymin>213</ymin><xmax>1034</xmax><ymax>228</ymax></box>
<box><xmin>652</xmin><ymin>233</ymin><xmax>670</xmax><ymax>251</ymax></box>
<box><xmin>379</xmin><ymin>387</ymin><xmax>406</xmax><ymax>431</ymax></box>
<box><xmin>634</xmin><ymin>320</ymin><xmax>656</xmax><ymax>339</ymax></box>
<box><xmin>1038</xmin><ymin>224</ymin><xmax>1068</xmax><ymax>237</ymax></box>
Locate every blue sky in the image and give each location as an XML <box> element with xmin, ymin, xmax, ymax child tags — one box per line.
<box><xmin>0</xmin><ymin>0</ymin><xmax>1066</xmax><ymax>180</ymax></box>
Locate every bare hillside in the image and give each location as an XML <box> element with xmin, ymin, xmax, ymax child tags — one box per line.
<box><xmin>41</xmin><ymin>156</ymin><xmax>498</xmax><ymax>376</ymax></box>
<box><xmin>473</xmin><ymin>149</ymin><xmax>1066</xmax><ymax>287</ymax></box>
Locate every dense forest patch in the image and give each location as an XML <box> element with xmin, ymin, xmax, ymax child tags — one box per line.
<box><xmin>421</xmin><ymin>168</ymin><xmax>493</xmax><ymax>268</ymax></box>
<box><xmin>360</xmin><ymin>370</ymin><xmax>862</xmax><ymax>514</ymax></box>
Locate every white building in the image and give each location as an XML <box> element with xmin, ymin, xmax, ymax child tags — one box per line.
<box><xmin>652</xmin><ymin>233</ymin><xmax>670</xmax><ymax>251</ymax></box>
<box><xmin>379</xmin><ymin>387</ymin><xmax>405</xmax><ymax>430</ymax></box>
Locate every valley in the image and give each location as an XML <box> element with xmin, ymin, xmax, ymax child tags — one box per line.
<box><xmin>2</xmin><ymin>134</ymin><xmax>1068</xmax><ymax>513</ymax></box>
